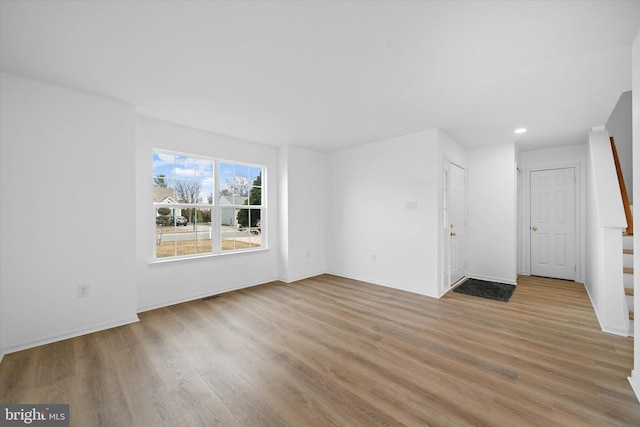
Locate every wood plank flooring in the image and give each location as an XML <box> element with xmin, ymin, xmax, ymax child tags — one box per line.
<box><xmin>1</xmin><ymin>274</ymin><xmax>639</xmax><ymax>426</ymax></box>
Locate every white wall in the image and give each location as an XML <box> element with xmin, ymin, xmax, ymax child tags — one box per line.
<box><xmin>0</xmin><ymin>73</ymin><xmax>138</xmax><ymax>355</ymax></box>
<box><xmin>326</xmin><ymin>129</ymin><xmax>442</xmax><ymax>297</ymax></box>
<box><xmin>630</xmin><ymin>28</ymin><xmax>640</xmax><ymax>401</ymax></box>
<box><xmin>584</xmin><ymin>129</ymin><xmax>628</xmax><ymax>336</ymax></box>
<box><xmin>135</xmin><ymin>117</ymin><xmax>280</xmax><ymax>311</ymax></box>
<box><xmin>325</xmin><ymin>129</ymin><xmax>466</xmax><ymax>297</ymax></box>
<box><xmin>467</xmin><ymin>143</ymin><xmax>517</xmax><ymax>285</ymax></box>
<box><xmin>518</xmin><ymin>144</ymin><xmax>587</xmax><ymax>281</ymax></box>
<box><xmin>588</xmin><ymin>130</ymin><xmax>627</xmax><ymax>228</ymax></box>
<box><xmin>278</xmin><ymin>146</ymin><xmax>326</xmax><ymax>282</ymax></box>
<box><xmin>438</xmin><ymin>130</ymin><xmax>467</xmax><ymax>167</ymax></box>
<box><xmin>585</xmin><ymin>141</ymin><xmax>604</xmax><ymax>318</ymax></box>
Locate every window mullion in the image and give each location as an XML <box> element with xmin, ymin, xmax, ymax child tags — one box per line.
<box><xmin>212</xmin><ymin>160</ymin><xmax>222</xmax><ymax>254</ymax></box>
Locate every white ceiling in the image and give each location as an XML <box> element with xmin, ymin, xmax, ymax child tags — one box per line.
<box><xmin>1</xmin><ymin>1</ymin><xmax>639</xmax><ymax>152</ymax></box>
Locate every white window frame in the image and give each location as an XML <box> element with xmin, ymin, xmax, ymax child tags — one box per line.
<box><xmin>153</xmin><ymin>149</ymin><xmax>266</xmax><ymax>261</ymax></box>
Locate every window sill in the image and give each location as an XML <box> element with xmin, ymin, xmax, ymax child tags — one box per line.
<box><xmin>150</xmin><ymin>247</ymin><xmax>269</xmax><ymax>265</ymax></box>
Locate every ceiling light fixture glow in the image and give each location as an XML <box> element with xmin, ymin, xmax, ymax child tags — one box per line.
<box><xmin>514</xmin><ymin>128</ymin><xmax>527</xmax><ymax>134</ymax></box>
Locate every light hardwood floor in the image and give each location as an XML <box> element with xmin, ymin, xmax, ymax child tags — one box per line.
<box><xmin>1</xmin><ymin>274</ymin><xmax>639</xmax><ymax>426</ymax></box>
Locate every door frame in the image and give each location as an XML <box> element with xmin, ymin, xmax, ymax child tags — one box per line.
<box><xmin>441</xmin><ymin>158</ymin><xmax>467</xmax><ymax>292</ymax></box>
<box><xmin>520</xmin><ymin>163</ymin><xmax>582</xmax><ymax>280</ymax></box>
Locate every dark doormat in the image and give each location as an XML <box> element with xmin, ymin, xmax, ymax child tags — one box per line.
<box><xmin>453</xmin><ymin>278</ymin><xmax>516</xmax><ymax>302</ymax></box>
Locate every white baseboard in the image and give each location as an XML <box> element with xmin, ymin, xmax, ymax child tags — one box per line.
<box><xmin>325</xmin><ymin>271</ymin><xmax>438</xmax><ymax>298</ymax></box>
<box><xmin>137</xmin><ymin>277</ymin><xmax>278</xmax><ymax>313</ymax></box>
<box><xmin>4</xmin><ymin>278</ymin><xmax>283</xmax><ymax>356</ymax></box>
<box><xmin>629</xmin><ymin>371</ymin><xmax>640</xmax><ymax>403</ymax></box>
<box><xmin>583</xmin><ymin>281</ymin><xmax>630</xmax><ymax>337</ymax></box>
<box><xmin>2</xmin><ymin>316</ymin><xmax>139</xmax><ymax>356</ymax></box>
<box><xmin>437</xmin><ymin>276</ymin><xmax>469</xmax><ymax>298</ymax></box>
<box><xmin>602</xmin><ymin>325</ymin><xmax>631</xmax><ymax>337</ymax></box>
<box><xmin>278</xmin><ymin>271</ymin><xmax>327</xmax><ymax>284</ymax></box>
<box><xmin>584</xmin><ymin>281</ymin><xmax>606</xmax><ymax>332</ymax></box>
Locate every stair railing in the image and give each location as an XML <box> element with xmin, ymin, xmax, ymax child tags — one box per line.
<box><xmin>611</xmin><ymin>136</ymin><xmax>633</xmax><ymax>235</ymax></box>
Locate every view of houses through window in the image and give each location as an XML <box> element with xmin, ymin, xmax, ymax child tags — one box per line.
<box><xmin>153</xmin><ymin>151</ymin><xmax>264</xmax><ymax>259</ymax></box>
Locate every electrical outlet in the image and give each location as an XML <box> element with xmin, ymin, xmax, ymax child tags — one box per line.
<box><xmin>78</xmin><ymin>285</ymin><xmax>89</xmax><ymax>298</ymax></box>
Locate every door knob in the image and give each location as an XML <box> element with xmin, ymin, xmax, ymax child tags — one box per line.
<box><xmin>450</xmin><ymin>232</ymin><xmax>456</xmax><ymax>237</ymax></box>
<box><xmin>532</xmin><ymin>226</ymin><xmax>538</xmax><ymax>231</ymax></box>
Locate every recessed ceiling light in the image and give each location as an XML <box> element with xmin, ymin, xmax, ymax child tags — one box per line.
<box><xmin>514</xmin><ymin>128</ymin><xmax>527</xmax><ymax>134</ymax></box>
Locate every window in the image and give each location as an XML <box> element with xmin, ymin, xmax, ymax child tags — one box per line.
<box><xmin>153</xmin><ymin>150</ymin><xmax>265</xmax><ymax>260</ymax></box>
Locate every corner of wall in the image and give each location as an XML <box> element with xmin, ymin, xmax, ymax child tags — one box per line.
<box><xmin>277</xmin><ymin>145</ymin><xmax>290</xmax><ymax>281</ymax></box>
<box><xmin>275</xmin><ymin>145</ymin><xmax>330</xmax><ymax>284</ymax></box>
<box><xmin>630</xmin><ymin>26</ymin><xmax>640</xmax><ymax>395</ymax></box>
<box><xmin>466</xmin><ymin>143</ymin><xmax>517</xmax><ymax>285</ymax></box>
<box><xmin>583</xmin><ymin>278</ymin><xmax>628</xmax><ymax>337</ymax></box>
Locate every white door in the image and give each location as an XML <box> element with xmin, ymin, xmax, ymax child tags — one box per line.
<box><xmin>530</xmin><ymin>168</ymin><xmax>576</xmax><ymax>280</ymax></box>
<box><xmin>445</xmin><ymin>162</ymin><xmax>467</xmax><ymax>286</ymax></box>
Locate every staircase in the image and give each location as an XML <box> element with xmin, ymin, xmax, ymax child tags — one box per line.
<box><xmin>612</xmin><ymin>136</ymin><xmax>634</xmax><ymax>336</ymax></box>
<box><xmin>624</xmin><ymin>232</ymin><xmax>634</xmax><ymax>336</ymax></box>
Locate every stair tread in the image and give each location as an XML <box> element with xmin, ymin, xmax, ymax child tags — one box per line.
<box><xmin>625</xmin><ymin>287</ymin><xmax>634</xmax><ymax>296</ymax></box>
<box><xmin>630</xmin><ymin>310</ymin><xmax>635</xmax><ymax>321</ymax></box>
<box><xmin>624</xmin><ymin>267</ymin><xmax>634</xmax><ymax>274</ymax></box>
<box><xmin>623</xmin><ymin>248</ymin><xmax>634</xmax><ymax>254</ymax></box>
